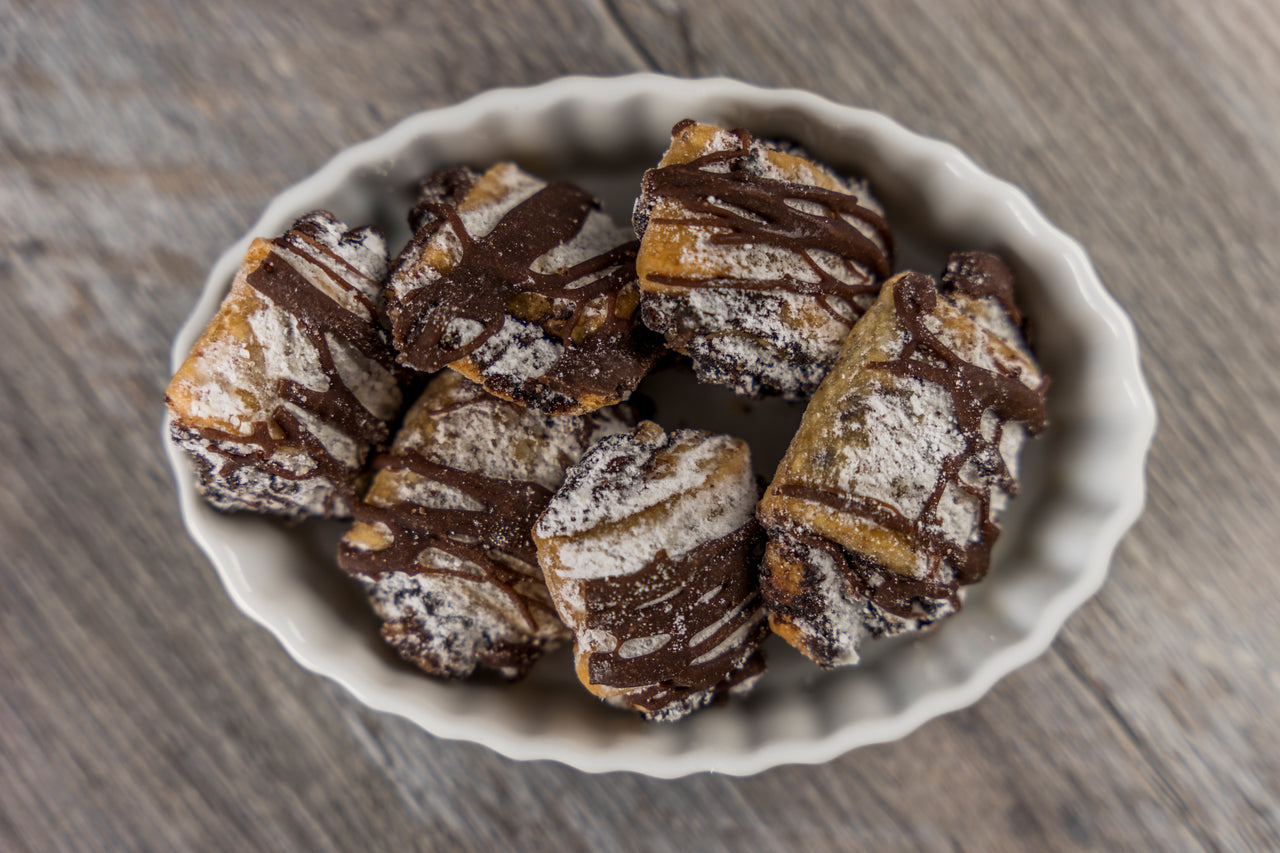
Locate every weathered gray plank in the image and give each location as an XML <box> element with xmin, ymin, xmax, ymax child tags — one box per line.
<box><xmin>1</xmin><ymin>0</ymin><xmax>1277</xmax><ymax>850</ymax></box>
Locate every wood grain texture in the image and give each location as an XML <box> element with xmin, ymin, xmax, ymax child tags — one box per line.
<box><xmin>2</xmin><ymin>0</ymin><xmax>1277</xmax><ymax>850</ymax></box>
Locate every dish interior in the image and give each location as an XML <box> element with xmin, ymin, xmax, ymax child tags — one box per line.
<box><xmin>169</xmin><ymin>77</ymin><xmax>1149</xmax><ymax>775</ymax></box>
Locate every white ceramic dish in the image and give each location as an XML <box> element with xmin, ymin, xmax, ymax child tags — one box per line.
<box><xmin>165</xmin><ymin>74</ymin><xmax>1155</xmax><ymax>777</ymax></box>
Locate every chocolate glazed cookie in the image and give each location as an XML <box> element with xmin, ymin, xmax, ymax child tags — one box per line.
<box><xmin>757</xmin><ymin>252</ymin><xmax>1048</xmax><ymax>667</ymax></box>
<box><xmin>386</xmin><ymin>163</ymin><xmax>661</xmax><ymax>415</ymax></box>
<box><xmin>166</xmin><ymin>211</ymin><xmax>402</xmax><ymax>520</ymax></box>
<box><xmin>534</xmin><ymin>421</ymin><xmax>768</xmax><ymax>721</ymax></box>
<box><xmin>634</xmin><ymin>120</ymin><xmax>893</xmax><ymax>399</ymax></box>
<box><xmin>338</xmin><ymin>371</ymin><xmax>633</xmax><ymax>680</ymax></box>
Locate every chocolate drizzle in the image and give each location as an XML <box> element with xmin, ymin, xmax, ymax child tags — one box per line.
<box><xmin>186</xmin><ymin>225</ymin><xmax>398</xmax><ymax>515</ymax></box>
<box><xmin>639</xmin><ymin>127</ymin><xmax>893</xmax><ymax>324</ymax></box>
<box><xmin>391</xmin><ymin>175</ymin><xmax>658</xmax><ymax>410</ymax></box>
<box><xmin>943</xmin><ymin>250</ymin><xmax>1023</xmax><ymax>325</ymax></box>
<box><xmin>338</xmin><ymin>453</ymin><xmax>558</xmax><ymax>633</ymax></box>
<box><xmin>773</xmin><ymin>257</ymin><xmax>1048</xmax><ymax>618</ymax></box>
<box><xmin>579</xmin><ymin>520</ymin><xmax>766</xmax><ymax>713</ymax></box>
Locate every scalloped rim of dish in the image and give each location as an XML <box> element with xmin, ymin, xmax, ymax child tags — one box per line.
<box><xmin>165</xmin><ymin>74</ymin><xmax>1156</xmax><ymax>777</ymax></box>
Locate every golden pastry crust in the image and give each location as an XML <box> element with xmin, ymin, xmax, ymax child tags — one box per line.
<box><xmin>633</xmin><ymin>120</ymin><xmax>893</xmax><ymax>398</ymax></box>
<box><xmin>166</xmin><ymin>211</ymin><xmax>400</xmax><ymax>520</ymax></box>
<box><xmin>337</xmin><ymin>371</ymin><xmax>632</xmax><ymax>681</ymax></box>
<box><xmin>758</xmin><ymin>252</ymin><xmax>1048</xmax><ymax>666</ymax></box>
<box><xmin>386</xmin><ymin>163</ymin><xmax>660</xmax><ymax>415</ymax></box>
<box><xmin>534</xmin><ymin>421</ymin><xmax>768</xmax><ymax>721</ymax></box>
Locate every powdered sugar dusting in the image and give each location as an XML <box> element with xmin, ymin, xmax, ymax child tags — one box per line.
<box><xmin>471</xmin><ymin>317</ymin><xmax>564</xmax><ymax>387</ymax></box>
<box><xmin>177</xmin><ymin>213</ymin><xmax>394</xmax><ymax>435</ymax></box>
<box><xmin>396</xmin><ymin>371</ymin><xmax>630</xmax><ymax>491</ymax></box>
<box><xmin>385</xmin><ymin>162</ymin><xmax>544</xmax><ymax>309</ymax></box>
<box><xmin>532</xmin><ymin>209</ymin><xmax>634</xmax><ymax>281</ymax></box>
<box><xmin>550</xmin><ymin>478</ymin><xmax>754</xmax><ymax>585</ymax></box>
<box><xmin>829</xmin><ymin>374</ymin><xmax>967</xmax><ymax>521</ymax></box>
<box><xmin>536</xmin><ymin>424</ymin><xmax>749</xmax><ymax>542</ymax></box>
<box><xmin>325</xmin><ymin>333</ymin><xmax>400</xmax><ymax>422</ymax></box>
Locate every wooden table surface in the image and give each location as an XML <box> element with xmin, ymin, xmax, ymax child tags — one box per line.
<box><xmin>3</xmin><ymin>1</ymin><xmax>1277</xmax><ymax>850</ymax></box>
